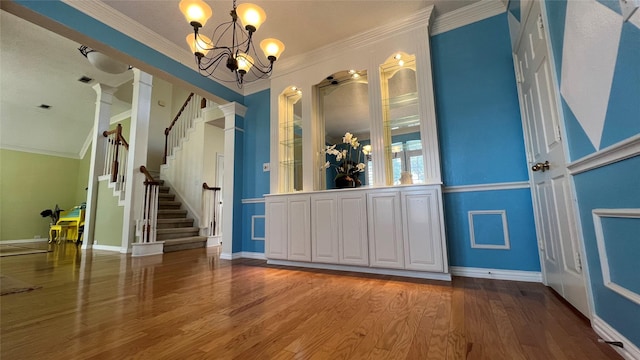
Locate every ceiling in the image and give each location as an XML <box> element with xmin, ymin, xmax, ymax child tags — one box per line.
<box><xmin>1</xmin><ymin>0</ymin><xmax>482</xmax><ymax>159</ymax></box>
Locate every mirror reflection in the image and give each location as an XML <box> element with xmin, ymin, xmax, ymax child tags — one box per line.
<box><xmin>317</xmin><ymin>70</ymin><xmax>371</xmax><ymax>189</ymax></box>
<box><xmin>381</xmin><ymin>53</ymin><xmax>424</xmax><ymax>185</ymax></box>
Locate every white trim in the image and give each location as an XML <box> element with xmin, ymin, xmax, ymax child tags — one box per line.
<box><xmin>0</xmin><ymin>238</ymin><xmax>49</xmax><ymax>244</ymax></box>
<box><xmin>92</xmin><ymin>244</ymin><xmax>122</xmax><ymax>252</ymax></box>
<box><xmin>239</xmin><ymin>251</ymin><xmax>267</xmax><ymax>260</ymax></box>
<box><xmin>450</xmin><ymin>266</ymin><xmax>542</xmax><ymax>282</ymax></box>
<box><xmin>431</xmin><ymin>0</ymin><xmax>507</xmax><ymax>36</ymax></box>
<box><xmin>468</xmin><ymin>210</ymin><xmax>511</xmax><ymax>250</ymax></box>
<box><xmin>243</xmin><ymin>79</ymin><xmax>271</xmax><ymax>96</ymax></box>
<box><xmin>0</xmin><ymin>144</ymin><xmax>80</xmax><ymax>159</ymax></box>
<box><xmin>79</xmin><ymin>131</ymin><xmax>93</xmax><ymax>160</ymax></box>
<box><xmin>109</xmin><ymin>110</ymin><xmax>132</xmax><ymax>125</ymax></box>
<box><xmin>443</xmin><ymin>181</ymin><xmax>530</xmax><ymax>193</ymax></box>
<box><xmin>592</xmin><ymin>315</ymin><xmax>640</xmax><ymax>360</ymax></box>
<box><xmin>219</xmin><ymin>251</ymin><xmax>267</xmax><ymax>260</ymax></box>
<box><xmin>266</xmin><ymin>259</ymin><xmax>452</xmax><ymax>281</ymax></box>
<box><xmin>592</xmin><ymin>208</ymin><xmax>640</xmax><ymax>306</ymax></box>
<box><xmin>568</xmin><ymin>135</ymin><xmax>640</xmax><ymax>175</ymax></box>
<box><xmin>241</xmin><ymin>198</ymin><xmax>266</xmax><ymax>204</ymax></box>
<box><xmin>251</xmin><ymin>215</ymin><xmax>265</xmax><ymax>241</ymax></box>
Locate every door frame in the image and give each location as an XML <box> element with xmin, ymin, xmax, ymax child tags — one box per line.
<box><xmin>511</xmin><ymin>0</ymin><xmax>595</xmax><ymax>319</ymax></box>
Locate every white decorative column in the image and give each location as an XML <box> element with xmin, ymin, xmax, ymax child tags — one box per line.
<box><xmin>121</xmin><ymin>69</ymin><xmax>153</xmax><ymax>253</ymax></box>
<box><xmin>219</xmin><ymin>102</ymin><xmax>247</xmax><ymax>259</ymax></box>
<box><xmin>83</xmin><ymin>84</ymin><xmax>117</xmax><ymax>250</ymax></box>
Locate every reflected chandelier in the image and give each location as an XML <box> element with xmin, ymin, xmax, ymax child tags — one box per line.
<box><xmin>180</xmin><ymin>0</ymin><xmax>285</xmax><ymax>88</ymax></box>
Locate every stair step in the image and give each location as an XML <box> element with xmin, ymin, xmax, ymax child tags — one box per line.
<box><xmin>158</xmin><ymin>193</ymin><xmax>175</xmax><ymax>201</ymax></box>
<box><xmin>157</xmin><ymin>227</ymin><xmax>199</xmax><ymax>240</ymax></box>
<box><xmin>157</xmin><ymin>218</ymin><xmax>194</xmax><ymax>229</ymax></box>
<box><xmin>163</xmin><ymin>236</ymin><xmax>207</xmax><ymax>252</ymax></box>
<box><xmin>157</xmin><ymin>210</ymin><xmax>187</xmax><ymax>219</ymax></box>
<box><xmin>158</xmin><ymin>201</ymin><xmax>181</xmax><ymax>209</ymax></box>
<box><xmin>159</xmin><ymin>186</ymin><xmax>170</xmax><ymax>193</ymax></box>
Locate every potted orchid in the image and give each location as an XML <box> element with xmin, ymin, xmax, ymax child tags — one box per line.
<box><xmin>322</xmin><ymin>132</ymin><xmax>368</xmax><ymax>188</ymax></box>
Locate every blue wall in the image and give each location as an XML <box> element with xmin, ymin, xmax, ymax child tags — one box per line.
<box><xmin>431</xmin><ymin>13</ymin><xmax>539</xmax><ymax>271</ymax></box>
<box><xmin>240</xmin><ymin>89</ymin><xmax>271</xmax><ymax>253</ymax></box>
<box><xmin>545</xmin><ymin>0</ymin><xmax>640</xmax><ymax>346</ymax></box>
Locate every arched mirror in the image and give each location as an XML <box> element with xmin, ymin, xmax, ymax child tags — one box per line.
<box><xmin>278</xmin><ymin>86</ymin><xmax>303</xmax><ymax>192</ymax></box>
<box><xmin>316</xmin><ymin>70</ymin><xmax>371</xmax><ymax>190</ymax></box>
<box><xmin>380</xmin><ymin>52</ymin><xmax>424</xmax><ymax>185</ymax></box>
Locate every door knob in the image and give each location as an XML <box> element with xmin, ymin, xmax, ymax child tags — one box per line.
<box><xmin>532</xmin><ymin>161</ymin><xmax>550</xmax><ymax>172</ymax></box>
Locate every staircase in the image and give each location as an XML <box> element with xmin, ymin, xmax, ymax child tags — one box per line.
<box><xmin>156</xmin><ymin>181</ymin><xmax>207</xmax><ymax>252</ymax></box>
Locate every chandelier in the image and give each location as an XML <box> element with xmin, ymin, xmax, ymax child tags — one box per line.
<box><xmin>179</xmin><ymin>0</ymin><xmax>285</xmax><ymax>88</ymax></box>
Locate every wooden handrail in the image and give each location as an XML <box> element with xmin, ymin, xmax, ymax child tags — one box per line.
<box><xmin>119</xmin><ymin>135</ymin><xmax>129</xmax><ymax>150</ymax></box>
<box><xmin>163</xmin><ymin>93</ymin><xmax>208</xmax><ymax>164</ymax></box>
<box><xmin>203</xmin><ymin>182</ymin><xmax>221</xmax><ymax>191</ymax></box>
<box><xmin>139</xmin><ymin>166</ymin><xmax>160</xmax><ymax>185</ymax></box>
<box><xmin>166</xmin><ymin>93</ymin><xmax>194</xmax><ymax>136</ymax></box>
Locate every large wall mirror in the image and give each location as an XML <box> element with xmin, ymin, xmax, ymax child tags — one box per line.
<box><xmin>316</xmin><ymin>70</ymin><xmax>371</xmax><ymax>189</ymax></box>
<box><xmin>380</xmin><ymin>53</ymin><xmax>424</xmax><ymax>185</ymax></box>
<box><xmin>278</xmin><ymin>86</ymin><xmax>303</xmax><ymax>192</ymax></box>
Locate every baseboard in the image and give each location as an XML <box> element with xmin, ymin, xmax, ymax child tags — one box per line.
<box><xmin>238</xmin><ymin>252</ymin><xmax>267</xmax><ymax>260</ymax></box>
<box><xmin>1</xmin><ymin>238</ymin><xmax>49</xmax><ymax>244</ymax></box>
<box><xmin>267</xmin><ymin>259</ymin><xmax>452</xmax><ymax>281</ymax></box>
<box><xmin>219</xmin><ymin>252</ymin><xmax>268</xmax><ymax>260</ymax></box>
<box><xmin>592</xmin><ymin>315</ymin><xmax>640</xmax><ymax>359</ymax></box>
<box><xmin>450</xmin><ymin>266</ymin><xmax>542</xmax><ymax>282</ymax></box>
<box><xmin>92</xmin><ymin>244</ymin><xmax>122</xmax><ymax>252</ymax></box>
<box><xmin>131</xmin><ymin>241</ymin><xmax>165</xmax><ymax>257</ymax></box>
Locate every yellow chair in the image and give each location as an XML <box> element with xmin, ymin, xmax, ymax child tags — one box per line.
<box><xmin>49</xmin><ymin>207</ymin><xmax>85</xmax><ymax>244</ymax></box>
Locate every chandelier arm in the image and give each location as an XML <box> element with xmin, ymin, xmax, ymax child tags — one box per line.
<box><xmin>198</xmin><ymin>50</ymin><xmax>233</xmax><ymax>72</ymax></box>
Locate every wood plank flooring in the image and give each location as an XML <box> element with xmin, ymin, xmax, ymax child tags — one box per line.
<box><xmin>0</xmin><ymin>244</ymin><xmax>620</xmax><ymax>359</ymax></box>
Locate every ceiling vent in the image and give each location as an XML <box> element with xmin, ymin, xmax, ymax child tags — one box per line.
<box><xmin>78</xmin><ymin>76</ymin><xmax>93</xmax><ymax>84</ymax></box>
<box><xmin>38</xmin><ymin>104</ymin><xmax>51</xmax><ymax>109</ymax></box>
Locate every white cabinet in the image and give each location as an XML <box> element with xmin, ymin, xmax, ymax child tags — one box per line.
<box><xmin>266</xmin><ymin>185</ymin><xmax>448</xmax><ymax>278</ymax></box>
<box><xmin>311</xmin><ymin>194</ymin><xmax>339</xmax><ymax>263</ymax></box>
<box><xmin>265</xmin><ymin>197</ymin><xmax>288</xmax><ymax>259</ymax></box>
<box><xmin>402</xmin><ymin>189</ymin><xmax>444</xmax><ymax>272</ymax></box>
<box><xmin>287</xmin><ymin>195</ymin><xmax>311</xmax><ymax>261</ymax></box>
<box><xmin>367</xmin><ymin>191</ymin><xmax>404</xmax><ymax>269</ymax></box>
<box><xmin>338</xmin><ymin>193</ymin><xmax>369</xmax><ymax>266</ymax></box>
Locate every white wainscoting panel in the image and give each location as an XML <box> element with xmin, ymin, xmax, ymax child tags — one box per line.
<box><xmin>592</xmin><ymin>208</ymin><xmax>640</xmax><ymax>306</ymax></box>
<box><xmin>468</xmin><ymin>210</ymin><xmax>511</xmax><ymax>250</ymax></box>
<box><xmin>251</xmin><ymin>215</ymin><xmax>265</xmax><ymax>241</ymax></box>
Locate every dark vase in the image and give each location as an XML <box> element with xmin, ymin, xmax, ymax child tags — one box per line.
<box><xmin>335</xmin><ymin>175</ymin><xmax>356</xmax><ymax>189</ymax></box>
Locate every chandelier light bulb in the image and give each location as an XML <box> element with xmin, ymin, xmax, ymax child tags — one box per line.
<box><xmin>186</xmin><ymin>34</ymin><xmax>211</xmax><ymax>57</ymax></box>
<box><xmin>236</xmin><ymin>53</ymin><xmax>254</xmax><ymax>74</ymax></box>
<box><xmin>236</xmin><ymin>3</ymin><xmax>266</xmax><ymax>32</ymax></box>
<box><xmin>179</xmin><ymin>0</ymin><xmax>213</xmax><ymax>28</ymax></box>
<box><xmin>260</xmin><ymin>38</ymin><xmax>285</xmax><ymax>61</ymax></box>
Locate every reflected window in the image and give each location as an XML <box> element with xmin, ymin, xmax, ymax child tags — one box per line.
<box><xmin>380</xmin><ymin>52</ymin><xmax>424</xmax><ymax>185</ymax></box>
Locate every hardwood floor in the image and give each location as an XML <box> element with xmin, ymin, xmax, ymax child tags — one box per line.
<box><xmin>0</xmin><ymin>243</ymin><xmax>620</xmax><ymax>360</ymax></box>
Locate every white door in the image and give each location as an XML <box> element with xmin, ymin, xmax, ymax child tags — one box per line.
<box><xmin>287</xmin><ymin>195</ymin><xmax>311</xmax><ymax>261</ymax></box>
<box><xmin>338</xmin><ymin>193</ymin><xmax>369</xmax><ymax>266</ymax></box>
<box><xmin>265</xmin><ymin>197</ymin><xmax>288</xmax><ymax>260</ymax></box>
<box><xmin>367</xmin><ymin>191</ymin><xmax>404</xmax><ymax>269</ymax></box>
<box><xmin>401</xmin><ymin>189</ymin><xmax>444</xmax><ymax>272</ymax></box>
<box><xmin>515</xmin><ymin>0</ymin><xmax>589</xmax><ymax>316</ymax></box>
<box><xmin>311</xmin><ymin>194</ymin><xmax>339</xmax><ymax>263</ymax></box>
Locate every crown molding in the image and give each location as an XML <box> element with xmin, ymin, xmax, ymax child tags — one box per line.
<box><xmin>431</xmin><ymin>0</ymin><xmax>507</xmax><ymax>36</ymax></box>
<box><xmin>0</xmin><ymin>144</ymin><xmax>80</xmax><ymax>159</ymax></box>
<box><xmin>62</xmin><ymin>1</ymin><xmax>505</xmax><ymax>97</ymax></box>
<box><xmin>273</xmin><ymin>6</ymin><xmax>434</xmax><ymax>79</ymax></box>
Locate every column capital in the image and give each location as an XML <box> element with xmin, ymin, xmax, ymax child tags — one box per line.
<box><xmin>92</xmin><ymin>83</ymin><xmax>118</xmax><ymax>102</ymax></box>
<box><xmin>219</xmin><ymin>102</ymin><xmax>247</xmax><ymax>118</ymax></box>
<box><xmin>133</xmin><ymin>68</ymin><xmax>153</xmax><ymax>87</ymax></box>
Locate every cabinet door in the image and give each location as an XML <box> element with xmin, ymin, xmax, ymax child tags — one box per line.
<box><xmin>311</xmin><ymin>194</ymin><xmax>339</xmax><ymax>263</ymax></box>
<box><xmin>401</xmin><ymin>189</ymin><xmax>444</xmax><ymax>272</ymax></box>
<box><xmin>338</xmin><ymin>193</ymin><xmax>369</xmax><ymax>266</ymax></box>
<box><xmin>288</xmin><ymin>195</ymin><xmax>311</xmax><ymax>261</ymax></box>
<box><xmin>367</xmin><ymin>191</ymin><xmax>404</xmax><ymax>269</ymax></box>
<box><xmin>265</xmin><ymin>197</ymin><xmax>288</xmax><ymax>259</ymax></box>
